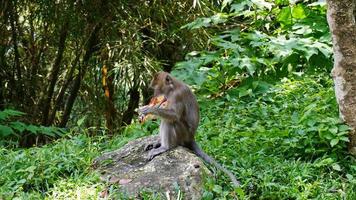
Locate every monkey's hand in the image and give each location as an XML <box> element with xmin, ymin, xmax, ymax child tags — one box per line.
<box><xmin>138</xmin><ymin>106</ymin><xmax>155</xmax><ymax>116</ymax></box>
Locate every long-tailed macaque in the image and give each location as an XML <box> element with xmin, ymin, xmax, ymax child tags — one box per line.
<box><xmin>139</xmin><ymin>71</ymin><xmax>240</xmax><ymax>186</ymax></box>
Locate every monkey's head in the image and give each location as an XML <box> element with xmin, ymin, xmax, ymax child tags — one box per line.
<box><xmin>150</xmin><ymin>71</ymin><xmax>174</xmax><ymax>97</ymax></box>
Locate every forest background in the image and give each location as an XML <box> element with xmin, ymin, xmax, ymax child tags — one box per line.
<box><xmin>0</xmin><ymin>0</ymin><xmax>355</xmax><ymax>199</ymax></box>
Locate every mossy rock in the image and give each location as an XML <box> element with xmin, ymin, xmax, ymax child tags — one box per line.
<box><xmin>93</xmin><ymin>135</ymin><xmax>212</xmax><ymax>199</ymax></box>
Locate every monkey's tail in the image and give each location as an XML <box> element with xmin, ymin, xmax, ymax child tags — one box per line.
<box><xmin>190</xmin><ymin>141</ymin><xmax>240</xmax><ymax>187</ymax></box>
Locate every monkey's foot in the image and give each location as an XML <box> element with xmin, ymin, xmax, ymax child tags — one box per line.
<box><xmin>147</xmin><ymin>146</ymin><xmax>169</xmax><ymax>160</ymax></box>
<box><xmin>144</xmin><ymin>142</ymin><xmax>161</xmax><ymax>151</ymax></box>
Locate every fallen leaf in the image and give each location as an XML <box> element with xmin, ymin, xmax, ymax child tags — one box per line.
<box><xmin>108</xmin><ymin>176</ymin><xmax>120</xmax><ymax>184</ymax></box>
<box><xmin>119</xmin><ymin>178</ymin><xmax>132</xmax><ymax>185</ymax></box>
<box><xmin>99</xmin><ymin>188</ymin><xmax>109</xmax><ymax>198</ymax></box>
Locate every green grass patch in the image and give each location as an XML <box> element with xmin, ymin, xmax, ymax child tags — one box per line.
<box><xmin>198</xmin><ymin>74</ymin><xmax>356</xmax><ymax>199</ymax></box>
<box><xmin>0</xmin><ymin>74</ymin><xmax>355</xmax><ymax>199</ymax></box>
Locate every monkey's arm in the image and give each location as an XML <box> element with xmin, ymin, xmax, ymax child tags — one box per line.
<box><xmin>139</xmin><ymin>106</ymin><xmax>182</xmax><ymax>122</ymax></box>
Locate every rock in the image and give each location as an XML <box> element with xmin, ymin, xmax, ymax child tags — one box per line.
<box><xmin>93</xmin><ymin>135</ymin><xmax>212</xmax><ymax>199</ymax></box>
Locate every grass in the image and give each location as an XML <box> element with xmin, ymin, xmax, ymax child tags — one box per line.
<box><xmin>0</xmin><ymin>74</ymin><xmax>355</xmax><ymax>199</ymax></box>
<box><xmin>199</xmin><ymin>74</ymin><xmax>356</xmax><ymax>199</ymax></box>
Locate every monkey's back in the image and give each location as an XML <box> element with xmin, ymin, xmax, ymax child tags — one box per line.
<box><xmin>180</xmin><ymin>84</ymin><xmax>200</xmax><ymax>136</ymax></box>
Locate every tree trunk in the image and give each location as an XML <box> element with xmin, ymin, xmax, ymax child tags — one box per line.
<box><xmin>326</xmin><ymin>0</ymin><xmax>356</xmax><ymax>154</ymax></box>
<box><xmin>48</xmin><ymin>50</ymin><xmax>80</xmax><ymax>125</ymax></box>
<box><xmin>8</xmin><ymin>0</ymin><xmax>23</xmax><ymax>101</ymax></box>
<box><xmin>42</xmin><ymin>20</ymin><xmax>69</xmax><ymax>125</ymax></box>
<box><xmin>121</xmin><ymin>86</ymin><xmax>140</xmax><ymax>127</ymax></box>
<box><xmin>59</xmin><ymin>24</ymin><xmax>102</xmax><ymax>127</ymax></box>
<box><xmin>101</xmin><ymin>63</ymin><xmax>117</xmax><ymax>134</ymax></box>
<box><xmin>0</xmin><ymin>1</ymin><xmax>9</xmax><ymax>109</ymax></box>
<box><xmin>0</xmin><ymin>65</ymin><xmax>4</xmax><ymax>109</ymax></box>
<box><xmin>29</xmin><ymin>23</ymin><xmax>48</xmax><ymax>101</ymax></box>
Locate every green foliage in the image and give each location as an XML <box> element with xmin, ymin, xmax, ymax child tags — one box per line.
<box><xmin>1</xmin><ymin>0</ymin><xmax>355</xmax><ymax>199</ymax></box>
<box><xmin>0</xmin><ymin>110</ymin><xmax>64</xmax><ymax>146</ymax></box>
<box><xmin>173</xmin><ymin>1</ymin><xmax>354</xmax><ymax>197</ymax></box>
<box><xmin>0</xmin><ymin>134</ymin><xmax>102</xmax><ymax>199</ymax></box>
<box><xmin>1</xmin><ymin>75</ymin><xmax>355</xmax><ymax>199</ymax></box>
<box><xmin>195</xmin><ymin>74</ymin><xmax>355</xmax><ymax>199</ymax></box>
<box><xmin>1</xmin><ymin>0</ymin><xmax>210</xmax><ymax>133</ymax></box>
<box><xmin>174</xmin><ymin>0</ymin><xmax>332</xmax><ymax>95</ymax></box>
<box><xmin>0</xmin><ymin>121</ymin><xmax>154</xmax><ymax>199</ymax></box>
<box><xmin>201</xmin><ymin>75</ymin><xmax>349</xmax><ymax>158</ymax></box>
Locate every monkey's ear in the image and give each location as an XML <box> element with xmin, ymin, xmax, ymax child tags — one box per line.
<box><xmin>165</xmin><ymin>75</ymin><xmax>173</xmax><ymax>85</ymax></box>
<box><xmin>152</xmin><ymin>72</ymin><xmax>159</xmax><ymax>80</ymax></box>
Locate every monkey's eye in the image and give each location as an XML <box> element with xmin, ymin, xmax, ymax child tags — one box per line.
<box><xmin>165</xmin><ymin>76</ymin><xmax>172</xmax><ymax>84</ymax></box>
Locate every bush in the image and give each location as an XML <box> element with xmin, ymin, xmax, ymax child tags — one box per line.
<box><xmin>0</xmin><ymin>109</ymin><xmax>65</xmax><ymax>147</ymax></box>
<box><xmin>196</xmin><ymin>74</ymin><xmax>355</xmax><ymax>199</ymax></box>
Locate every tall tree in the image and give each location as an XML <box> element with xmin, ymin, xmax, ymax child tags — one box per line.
<box><xmin>326</xmin><ymin>0</ymin><xmax>356</xmax><ymax>154</ymax></box>
<box><xmin>0</xmin><ymin>0</ymin><xmax>207</xmax><ymax>143</ymax></box>
<box><xmin>42</xmin><ymin>20</ymin><xmax>69</xmax><ymax>125</ymax></box>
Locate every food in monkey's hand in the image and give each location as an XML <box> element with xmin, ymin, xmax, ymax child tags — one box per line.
<box><xmin>138</xmin><ymin>95</ymin><xmax>168</xmax><ymax>123</ymax></box>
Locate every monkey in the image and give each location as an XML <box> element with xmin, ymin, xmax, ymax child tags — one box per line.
<box><xmin>138</xmin><ymin>71</ymin><xmax>240</xmax><ymax>187</ymax></box>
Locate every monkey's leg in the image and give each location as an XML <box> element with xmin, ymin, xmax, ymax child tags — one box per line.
<box><xmin>147</xmin><ymin>122</ymin><xmax>176</xmax><ymax>160</ymax></box>
<box><xmin>144</xmin><ymin>142</ymin><xmax>161</xmax><ymax>151</ymax></box>
<box><xmin>147</xmin><ymin>146</ymin><xmax>169</xmax><ymax>160</ymax></box>
<box><xmin>174</xmin><ymin>121</ymin><xmax>193</xmax><ymax>145</ymax></box>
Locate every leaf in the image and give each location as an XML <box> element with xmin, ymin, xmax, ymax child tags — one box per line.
<box><xmin>330</xmin><ymin>138</ymin><xmax>339</xmax><ymax>147</ymax></box>
<box><xmin>109</xmin><ymin>176</ymin><xmax>120</xmax><ymax>184</ymax></box>
<box><xmin>275</xmin><ymin>0</ymin><xmax>289</xmax><ymax>6</ymax></box>
<box><xmin>210</xmin><ymin>13</ymin><xmax>228</xmax><ymax>25</ymax></box>
<box><xmin>40</xmin><ymin>126</ymin><xmax>56</xmax><ymax>137</ymax></box>
<box><xmin>292</xmin><ymin>4</ymin><xmax>306</xmax><ymax>19</ymax></box>
<box><xmin>235</xmin><ymin>187</ymin><xmax>245</xmax><ymax>198</ymax></box>
<box><xmin>77</xmin><ymin>116</ymin><xmax>86</xmax><ymax>127</ymax></box>
<box><xmin>240</xmin><ymin>57</ymin><xmax>255</xmax><ymax>75</ymax></box>
<box><xmin>338</xmin><ymin>124</ymin><xmax>350</xmax><ymax>132</ymax></box>
<box><xmin>314</xmin><ymin>157</ymin><xmax>333</xmax><ymax>167</ymax></box>
<box><xmin>0</xmin><ymin>125</ymin><xmax>14</xmax><ymax>136</ymax></box>
<box><xmin>99</xmin><ymin>189</ymin><xmax>109</xmax><ymax>198</ymax></box>
<box><xmin>9</xmin><ymin>121</ymin><xmax>26</xmax><ymax>133</ymax></box>
<box><xmin>0</xmin><ymin>109</ymin><xmax>25</xmax><ymax>120</ymax></box>
<box><xmin>222</xmin><ymin>0</ymin><xmax>233</xmax><ymax>10</ymax></box>
<box><xmin>277</xmin><ymin>7</ymin><xmax>292</xmax><ymax>25</ymax></box>
<box><xmin>304</xmin><ymin>47</ymin><xmax>319</xmax><ymax>61</ymax></box>
<box><xmin>299</xmin><ymin>103</ymin><xmax>317</xmax><ymax>122</ymax></box>
<box><xmin>339</xmin><ymin>136</ymin><xmax>349</xmax><ymax>142</ymax></box>
<box><xmin>25</xmin><ymin>166</ymin><xmax>36</xmax><ymax>172</ymax></box>
<box><xmin>329</xmin><ymin>127</ymin><xmax>338</xmax><ymax>134</ymax></box>
<box><xmin>53</xmin><ymin>129</ymin><xmax>65</xmax><ymax>137</ymax></box>
<box><xmin>332</xmin><ymin>163</ymin><xmax>341</xmax><ymax>171</ymax></box>
<box><xmin>255</xmin><ymin>81</ymin><xmax>272</xmax><ymax>93</ymax></box>
<box><xmin>119</xmin><ymin>178</ymin><xmax>132</xmax><ymax>185</ymax></box>
<box><xmin>346</xmin><ymin>174</ymin><xmax>353</xmax><ymax>181</ymax></box>
<box><xmin>181</xmin><ymin>17</ymin><xmax>212</xmax><ymax>29</ymax></box>
<box><xmin>202</xmin><ymin>191</ymin><xmax>214</xmax><ymax>199</ymax></box>
<box><xmin>230</xmin><ymin>1</ymin><xmax>252</xmax><ymax>13</ymax></box>
<box><xmin>0</xmin><ymin>113</ymin><xmax>6</xmax><ymax>121</ymax></box>
<box><xmin>238</xmin><ymin>87</ymin><xmax>251</xmax><ymax>98</ymax></box>
<box><xmin>293</xmin><ymin>24</ymin><xmax>313</xmax><ymax>35</ymax></box>
<box><xmin>213</xmin><ymin>38</ymin><xmax>242</xmax><ymax>51</ymax></box>
<box><xmin>311</xmin><ymin>42</ymin><xmax>332</xmax><ymax>57</ymax></box>
<box><xmin>213</xmin><ymin>185</ymin><xmax>223</xmax><ymax>193</ymax></box>
<box><xmin>291</xmin><ymin>112</ymin><xmax>299</xmax><ymax>123</ymax></box>
<box><xmin>26</xmin><ymin>125</ymin><xmax>38</xmax><ymax>134</ymax></box>
<box><xmin>18</xmin><ymin>179</ymin><xmax>26</xmax><ymax>184</ymax></box>
<box><xmin>251</xmin><ymin>0</ymin><xmax>274</xmax><ymax>10</ymax></box>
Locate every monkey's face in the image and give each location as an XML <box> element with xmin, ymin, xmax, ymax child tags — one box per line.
<box><xmin>150</xmin><ymin>71</ymin><xmax>174</xmax><ymax>97</ymax></box>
